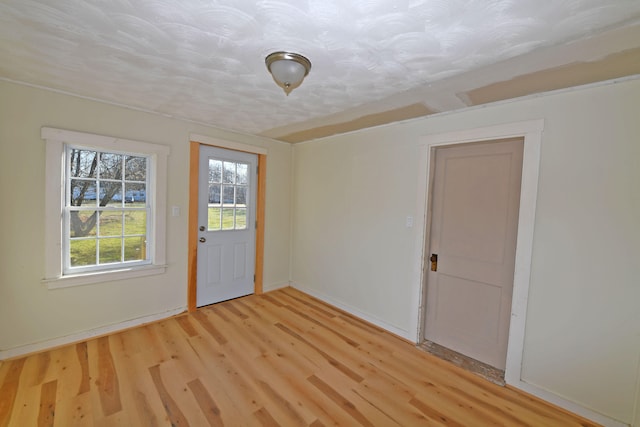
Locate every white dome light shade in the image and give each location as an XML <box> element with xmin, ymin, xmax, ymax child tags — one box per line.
<box><xmin>265</xmin><ymin>52</ymin><xmax>311</xmax><ymax>95</ymax></box>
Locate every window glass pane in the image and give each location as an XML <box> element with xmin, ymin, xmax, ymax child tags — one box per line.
<box><xmin>124</xmin><ymin>237</ymin><xmax>146</xmax><ymax>261</ymax></box>
<box><xmin>208</xmin><ymin>206</ymin><xmax>221</xmax><ymax>230</ymax></box>
<box><xmin>223</xmin><ymin>162</ymin><xmax>235</xmax><ymax>184</ymax></box>
<box><xmin>99</xmin><ymin>153</ymin><xmax>123</xmax><ymax>179</ymax></box>
<box><xmin>223</xmin><ymin>186</ymin><xmax>234</xmax><ymax>205</ymax></box>
<box><xmin>222</xmin><ymin>208</ymin><xmax>235</xmax><ymax>230</ymax></box>
<box><xmin>124</xmin><ymin>183</ymin><xmax>146</xmax><ymax>204</ymax></box>
<box><xmin>209</xmin><ymin>184</ymin><xmax>221</xmax><ymax>204</ymax></box>
<box><xmin>70</xmin><ymin>179</ymin><xmax>96</xmax><ymax>206</ymax></box>
<box><xmin>69</xmin><ymin>149</ymin><xmax>97</xmax><ymax>178</ymax></box>
<box><xmin>236</xmin><ymin>208</ymin><xmax>247</xmax><ymax>229</ymax></box>
<box><xmin>100</xmin><ymin>182</ymin><xmax>123</xmax><ymax>207</ymax></box>
<box><xmin>236</xmin><ymin>187</ymin><xmax>247</xmax><ymax>206</ymax></box>
<box><xmin>209</xmin><ymin>159</ymin><xmax>222</xmax><ymax>183</ymax></box>
<box><xmin>236</xmin><ymin>163</ymin><xmax>248</xmax><ymax>185</ymax></box>
<box><xmin>125</xmin><ymin>156</ymin><xmax>146</xmax><ymax>181</ymax></box>
<box><xmin>99</xmin><ymin>211</ymin><xmax>122</xmax><ymax>237</ymax></box>
<box><xmin>124</xmin><ymin>210</ymin><xmax>146</xmax><ymax>235</ymax></box>
<box><xmin>70</xmin><ymin>239</ymin><xmax>96</xmax><ymax>267</ymax></box>
<box><xmin>69</xmin><ymin>210</ymin><xmax>97</xmax><ymax>237</ymax></box>
<box><xmin>99</xmin><ymin>238</ymin><xmax>122</xmax><ymax>264</ymax></box>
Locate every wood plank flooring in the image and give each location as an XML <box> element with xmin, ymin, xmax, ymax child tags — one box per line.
<box><xmin>0</xmin><ymin>287</ymin><xmax>599</xmax><ymax>426</ymax></box>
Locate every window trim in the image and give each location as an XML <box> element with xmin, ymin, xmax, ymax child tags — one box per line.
<box><xmin>42</xmin><ymin>127</ymin><xmax>170</xmax><ymax>288</ymax></box>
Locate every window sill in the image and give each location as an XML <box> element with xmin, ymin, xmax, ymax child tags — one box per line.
<box><xmin>42</xmin><ymin>264</ymin><xmax>167</xmax><ymax>289</ymax></box>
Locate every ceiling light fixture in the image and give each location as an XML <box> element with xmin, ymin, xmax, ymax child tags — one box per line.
<box><xmin>265</xmin><ymin>51</ymin><xmax>311</xmax><ymax>96</ymax></box>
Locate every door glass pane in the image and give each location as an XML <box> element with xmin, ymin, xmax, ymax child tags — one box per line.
<box><xmin>209</xmin><ymin>159</ymin><xmax>222</xmax><ymax>183</ymax></box>
<box><xmin>222</xmin><ymin>186</ymin><xmax>235</xmax><ymax>206</ymax></box>
<box><xmin>236</xmin><ymin>208</ymin><xmax>247</xmax><ymax>229</ymax></box>
<box><xmin>209</xmin><ymin>184</ymin><xmax>221</xmax><ymax>204</ymax></box>
<box><xmin>207</xmin><ymin>158</ymin><xmax>225</xmax><ymax>231</ymax></box>
<box><xmin>236</xmin><ymin>187</ymin><xmax>247</xmax><ymax>205</ymax></box>
<box><xmin>208</xmin><ymin>207</ymin><xmax>221</xmax><ymax>230</ymax></box>
<box><xmin>223</xmin><ymin>162</ymin><xmax>235</xmax><ymax>184</ymax></box>
<box><xmin>236</xmin><ymin>163</ymin><xmax>248</xmax><ymax>185</ymax></box>
<box><xmin>222</xmin><ymin>208</ymin><xmax>235</xmax><ymax>230</ymax></box>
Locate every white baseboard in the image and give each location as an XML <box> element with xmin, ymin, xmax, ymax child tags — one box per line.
<box><xmin>262</xmin><ymin>281</ymin><xmax>291</xmax><ymax>293</ymax></box>
<box><xmin>0</xmin><ymin>306</ymin><xmax>186</xmax><ymax>360</ymax></box>
<box><xmin>291</xmin><ymin>282</ymin><xmax>412</xmax><ymax>341</ymax></box>
<box><xmin>510</xmin><ymin>379</ymin><xmax>628</xmax><ymax>427</ymax></box>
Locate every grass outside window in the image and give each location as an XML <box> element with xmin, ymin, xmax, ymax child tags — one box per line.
<box><xmin>69</xmin><ymin>204</ymin><xmax>147</xmax><ymax>267</ymax></box>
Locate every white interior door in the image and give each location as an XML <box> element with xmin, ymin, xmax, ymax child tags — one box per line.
<box><xmin>424</xmin><ymin>138</ymin><xmax>523</xmax><ymax>370</ymax></box>
<box><xmin>197</xmin><ymin>145</ymin><xmax>257</xmax><ymax>306</ymax></box>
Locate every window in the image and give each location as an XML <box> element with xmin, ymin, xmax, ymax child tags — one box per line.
<box><xmin>42</xmin><ymin>127</ymin><xmax>169</xmax><ymax>288</ymax></box>
<box><xmin>66</xmin><ymin>147</ymin><xmax>149</xmax><ymax>272</ymax></box>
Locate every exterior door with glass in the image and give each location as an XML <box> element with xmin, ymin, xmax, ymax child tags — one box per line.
<box><xmin>197</xmin><ymin>145</ymin><xmax>257</xmax><ymax>306</ymax></box>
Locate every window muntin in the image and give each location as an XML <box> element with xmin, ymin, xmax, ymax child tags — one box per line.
<box><xmin>64</xmin><ymin>146</ymin><xmax>151</xmax><ymax>273</ymax></box>
<box><xmin>207</xmin><ymin>158</ymin><xmax>249</xmax><ymax>231</ymax></box>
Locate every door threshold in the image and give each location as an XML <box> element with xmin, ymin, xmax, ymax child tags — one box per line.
<box><xmin>418</xmin><ymin>340</ymin><xmax>505</xmax><ymax>386</ymax></box>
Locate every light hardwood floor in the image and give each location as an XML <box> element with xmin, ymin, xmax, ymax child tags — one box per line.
<box><xmin>0</xmin><ymin>287</ymin><xmax>598</xmax><ymax>426</ymax></box>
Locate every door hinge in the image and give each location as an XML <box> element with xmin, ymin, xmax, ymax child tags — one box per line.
<box><xmin>255</xmin><ymin>220</ymin><xmax>258</xmax><ymax>229</ymax></box>
<box><xmin>254</xmin><ymin>274</ymin><xmax>256</xmax><ymax>283</ymax></box>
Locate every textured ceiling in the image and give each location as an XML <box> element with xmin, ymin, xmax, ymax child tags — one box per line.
<box><xmin>1</xmin><ymin>1</ymin><xmax>639</xmax><ymax>142</ymax></box>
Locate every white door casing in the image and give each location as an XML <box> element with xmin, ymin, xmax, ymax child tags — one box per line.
<box><xmin>197</xmin><ymin>145</ymin><xmax>257</xmax><ymax>306</ymax></box>
<box><xmin>424</xmin><ymin>138</ymin><xmax>523</xmax><ymax>370</ymax></box>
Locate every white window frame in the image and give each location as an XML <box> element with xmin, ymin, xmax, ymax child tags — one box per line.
<box><xmin>42</xmin><ymin>127</ymin><xmax>169</xmax><ymax>288</ymax></box>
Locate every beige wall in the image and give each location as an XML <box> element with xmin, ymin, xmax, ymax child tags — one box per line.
<box><xmin>0</xmin><ymin>80</ymin><xmax>292</xmax><ymax>352</ymax></box>
<box><xmin>291</xmin><ymin>78</ymin><xmax>640</xmax><ymax>424</ymax></box>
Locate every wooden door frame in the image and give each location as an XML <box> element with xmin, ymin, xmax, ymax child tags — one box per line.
<box><xmin>187</xmin><ymin>136</ymin><xmax>267</xmax><ymax>312</ymax></box>
<box><xmin>414</xmin><ymin>120</ymin><xmax>543</xmax><ymax>386</ymax></box>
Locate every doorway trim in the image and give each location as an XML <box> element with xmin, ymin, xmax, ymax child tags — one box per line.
<box><xmin>415</xmin><ymin>120</ymin><xmax>543</xmax><ymax>386</ymax></box>
<box><xmin>187</xmin><ymin>134</ymin><xmax>267</xmax><ymax>312</ymax></box>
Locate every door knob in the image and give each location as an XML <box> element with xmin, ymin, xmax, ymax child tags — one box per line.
<box><xmin>199</xmin><ymin>225</ymin><xmax>206</xmax><ymax>231</ymax></box>
<box><xmin>430</xmin><ymin>254</ymin><xmax>438</xmax><ymax>271</ymax></box>
<box><xmin>199</xmin><ymin>237</ymin><xmax>206</xmax><ymax>243</ymax></box>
